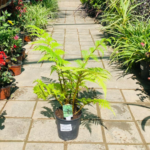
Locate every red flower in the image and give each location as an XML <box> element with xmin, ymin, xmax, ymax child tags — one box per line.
<box><xmin>13</xmin><ymin>45</ymin><xmax>17</xmax><ymax>48</ymax></box>
<box><xmin>141</xmin><ymin>43</ymin><xmax>145</xmax><ymax>47</ymax></box>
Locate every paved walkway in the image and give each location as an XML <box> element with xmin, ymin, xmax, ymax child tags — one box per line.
<box><xmin>0</xmin><ymin>0</ymin><xmax>150</xmax><ymax>149</ymax></box>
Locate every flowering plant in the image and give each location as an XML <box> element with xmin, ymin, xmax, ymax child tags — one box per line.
<box><xmin>15</xmin><ymin>0</ymin><xmax>27</xmax><ymax>17</ymax></box>
<box><xmin>12</xmin><ymin>35</ymin><xmax>23</xmax><ymax>55</ymax></box>
<box><xmin>9</xmin><ymin>0</ymin><xmax>27</xmax><ymax>30</ymax></box>
<box><xmin>0</xmin><ymin>11</ymin><xmax>22</xmax><ymax>56</ymax></box>
<box><xmin>0</xmin><ymin>66</ymin><xmax>13</xmax><ymax>88</ymax></box>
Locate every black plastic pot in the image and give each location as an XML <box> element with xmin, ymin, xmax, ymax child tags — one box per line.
<box><xmin>140</xmin><ymin>61</ymin><xmax>150</xmax><ymax>80</ymax></box>
<box><xmin>55</xmin><ymin>109</ymin><xmax>81</xmax><ymax>141</ymax></box>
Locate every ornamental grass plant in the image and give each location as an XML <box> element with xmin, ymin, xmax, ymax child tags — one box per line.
<box><xmin>110</xmin><ymin>20</ymin><xmax>150</xmax><ymax>71</ymax></box>
<box><xmin>23</xmin><ymin>3</ymin><xmax>50</xmax><ymax>29</ymax></box>
<box><xmin>81</xmin><ymin>0</ymin><xmax>149</xmax><ymax>72</ymax></box>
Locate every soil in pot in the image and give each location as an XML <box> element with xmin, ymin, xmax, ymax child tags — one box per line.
<box><xmin>140</xmin><ymin>61</ymin><xmax>150</xmax><ymax>80</ymax></box>
<box><xmin>0</xmin><ymin>84</ymin><xmax>11</xmax><ymax>100</ymax></box>
<box><xmin>55</xmin><ymin>108</ymin><xmax>82</xmax><ymax>141</ymax></box>
<box><xmin>8</xmin><ymin>61</ymin><xmax>22</xmax><ymax>76</ymax></box>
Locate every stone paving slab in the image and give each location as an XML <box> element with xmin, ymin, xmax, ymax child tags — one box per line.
<box><xmin>101</xmin><ymin>103</ymin><xmax>132</xmax><ymax>120</ymax></box>
<box><xmin>137</xmin><ymin>120</ymin><xmax>150</xmax><ymax>143</ymax></box>
<box><xmin>28</xmin><ymin>120</ymin><xmax>63</xmax><ymax>142</ymax></box>
<box><xmin>25</xmin><ymin>143</ymin><xmax>64</xmax><ymax>150</ymax></box>
<box><xmin>33</xmin><ymin>101</ymin><xmax>55</xmax><ymax>119</ymax></box>
<box><xmin>104</xmin><ymin>122</ymin><xmax>143</xmax><ymax>144</ymax></box>
<box><xmin>129</xmin><ymin>104</ymin><xmax>150</xmax><ymax>121</ymax></box>
<box><xmin>15</xmin><ymin>68</ymin><xmax>42</xmax><ymax>86</ymax></box>
<box><xmin>70</xmin><ymin>124</ymin><xmax>103</xmax><ymax>142</ymax></box>
<box><xmin>86</xmin><ymin>61</ymin><xmax>103</xmax><ymax>68</ymax></box>
<box><xmin>0</xmin><ymin>101</ymin><xmax>6</xmax><ymax>111</ymax></box>
<box><xmin>11</xmin><ymin>87</ymin><xmax>37</xmax><ymax>101</ymax></box>
<box><xmin>96</xmin><ymin>89</ymin><xmax>125</xmax><ymax>102</ymax></box>
<box><xmin>105</xmin><ymin>75</ymin><xmax>142</xmax><ymax>90</ymax></box>
<box><xmin>0</xmin><ymin>142</ymin><xmax>24</xmax><ymax>150</ymax></box>
<box><xmin>108</xmin><ymin>145</ymin><xmax>147</xmax><ymax>150</ymax></box>
<box><xmin>67</xmin><ymin>144</ymin><xmax>105</xmax><ymax>150</ymax></box>
<box><xmin>122</xmin><ymin>90</ymin><xmax>150</xmax><ymax>103</ymax></box>
<box><xmin>3</xmin><ymin>101</ymin><xmax>35</xmax><ymax>117</ymax></box>
<box><xmin>0</xmin><ymin>118</ymin><xmax>31</xmax><ymax>141</ymax></box>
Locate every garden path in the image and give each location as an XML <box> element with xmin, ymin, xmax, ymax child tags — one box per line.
<box><xmin>0</xmin><ymin>0</ymin><xmax>150</xmax><ymax>150</ymax></box>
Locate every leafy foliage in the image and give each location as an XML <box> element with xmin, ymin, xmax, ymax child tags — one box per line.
<box><xmin>101</xmin><ymin>0</ymin><xmax>141</xmax><ymax>31</ymax></box>
<box><xmin>23</xmin><ymin>3</ymin><xmax>50</xmax><ymax>29</ymax></box>
<box><xmin>110</xmin><ymin>20</ymin><xmax>150</xmax><ymax>71</ymax></box>
<box><xmin>30</xmin><ymin>0</ymin><xmax>58</xmax><ymax>12</ymax></box>
<box><xmin>0</xmin><ymin>67</ymin><xmax>13</xmax><ymax>88</ymax></box>
<box><xmin>28</xmin><ymin>25</ymin><xmax>113</xmax><ymax>114</ymax></box>
<box><xmin>0</xmin><ymin>11</ymin><xmax>22</xmax><ymax>58</ymax></box>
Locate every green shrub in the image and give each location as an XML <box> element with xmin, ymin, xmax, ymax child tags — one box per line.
<box><xmin>23</xmin><ymin>3</ymin><xmax>50</xmax><ymax>29</ymax></box>
<box><xmin>101</xmin><ymin>0</ymin><xmax>141</xmax><ymax>31</ymax></box>
<box><xmin>110</xmin><ymin>20</ymin><xmax>150</xmax><ymax>71</ymax></box>
<box><xmin>30</xmin><ymin>0</ymin><xmax>58</xmax><ymax>12</ymax></box>
<box><xmin>42</xmin><ymin>0</ymin><xmax>58</xmax><ymax>12</ymax></box>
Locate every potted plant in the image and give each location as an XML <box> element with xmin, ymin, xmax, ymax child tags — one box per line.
<box><xmin>0</xmin><ymin>66</ymin><xmax>13</xmax><ymax>100</ymax></box>
<box><xmin>13</xmin><ymin>35</ymin><xmax>24</xmax><ymax>61</ymax></box>
<box><xmin>29</xmin><ymin>26</ymin><xmax>113</xmax><ymax>141</ymax></box>
<box><xmin>1</xmin><ymin>32</ymin><xmax>23</xmax><ymax>76</ymax></box>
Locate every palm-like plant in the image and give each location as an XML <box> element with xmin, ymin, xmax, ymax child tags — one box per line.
<box><xmin>27</xmin><ymin>25</ymin><xmax>113</xmax><ymax>115</ymax></box>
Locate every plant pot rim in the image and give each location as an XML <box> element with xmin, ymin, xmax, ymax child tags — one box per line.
<box><xmin>55</xmin><ymin>107</ymin><xmax>82</xmax><ymax>122</ymax></box>
<box><xmin>0</xmin><ymin>83</ymin><xmax>12</xmax><ymax>89</ymax></box>
<box><xmin>9</xmin><ymin>61</ymin><xmax>22</xmax><ymax>67</ymax></box>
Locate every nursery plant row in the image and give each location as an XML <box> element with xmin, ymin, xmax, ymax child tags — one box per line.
<box><xmin>81</xmin><ymin>0</ymin><xmax>150</xmax><ymax>80</ymax></box>
<box><xmin>0</xmin><ymin>0</ymin><xmax>58</xmax><ymax>100</ymax></box>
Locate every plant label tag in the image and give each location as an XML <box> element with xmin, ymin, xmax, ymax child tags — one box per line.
<box><xmin>63</xmin><ymin>104</ymin><xmax>73</xmax><ymax>119</ymax></box>
<box><xmin>60</xmin><ymin>124</ymin><xmax>72</xmax><ymax>132</ymax></box>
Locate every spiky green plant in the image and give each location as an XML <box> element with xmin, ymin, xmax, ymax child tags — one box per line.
<box><xmin>110</xmin><ymin>20</ymin><xmax>150</xmax><ymax>71</ymax></box>
<box><xmin>101</xmin><ymin>0</ymin><xmax>141</xmax><ymax>30</ymax></box>
<box><xmin>27</xmin><ymin>25</ymin><xmax>113</xmax><ymax>115</ymax></box>
<box><xmin>23</xmin><ymin>3</ymin><xmax>50</xmax><ymax>29</ymax></box>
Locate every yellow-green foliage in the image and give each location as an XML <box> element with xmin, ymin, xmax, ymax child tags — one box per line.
<box><xmin>28</xmin><ymin>25</ymin><xmax>113</xmax><ymax>114</ymax></box>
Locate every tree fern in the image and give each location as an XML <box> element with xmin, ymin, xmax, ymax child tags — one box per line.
<box><xmin>28</xmin><ymin>25</ymin><xmax>113</xmax><ymax>114</ymax></box>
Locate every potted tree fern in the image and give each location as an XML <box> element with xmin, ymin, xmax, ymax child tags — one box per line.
<box><xmin>28</xmin><ymin>26</ymin><xmax>113</xmax><ymax>141</ymax></box>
